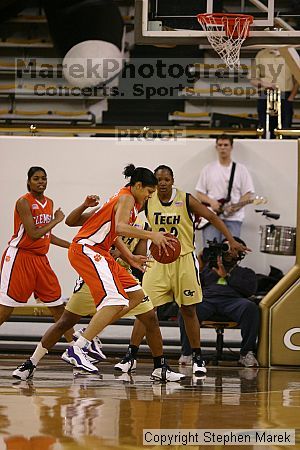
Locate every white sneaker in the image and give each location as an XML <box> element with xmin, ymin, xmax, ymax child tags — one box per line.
<box><xmin>239</xmin><ymin>351</ymin><xmax>259</xmax><ymax>367</ymax></box>
<box><xmin>192</xmin><ymin>359</ymin><xmax>207</xmax><ymax>375</ymax></box>
<box><xmin>62</xmin><ymin>346</ymin><xmax>98</xmax><ymax>373</ymax></box>
<box><xmin>178</xmin><ymin>355</ymin><xmax>192</xmax><ymax>366</ymax></box>
<box><xmin>114</xmin><ymin>355</ymin><xmax>137</xmax><ymax>373</ymax></box>
<box><xmin>12</xmin><ymin>359</ymin><xmax>36</xmax><ymax>380</ymax></box>
<box><xmin>86</xmin><ymin>354</ymin><xmax>98</xmax><ymax>364</ymax></box>
<box><xmin>89</xmin><ymin>335</ymin><xmax>106</xmax><ymax>361</ymax></box>
<box><xmin>73</xmin><ymin>329</ymin><xmax>106</xmax><ymax>361</ymax></box>
<box><xmin>151</xmin><ymin>366</ymin><xmax>186</xmax><ymax>382</ymax></box>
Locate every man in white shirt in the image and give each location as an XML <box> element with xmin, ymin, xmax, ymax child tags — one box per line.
<box><xmin>195</xmin><ymin>135</ymin><xmax>255</xmax><ymax>245</ymax></box>
<box><xmin>250</xmin><ymin>48</ymin><xmax>299</xmax><ymax>138</ymax></box>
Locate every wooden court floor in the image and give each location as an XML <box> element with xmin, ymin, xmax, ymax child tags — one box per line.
<box><xmin>0</xmin><ymin>354</ymin><xmax>299</xmax><ymax>450</ymax></box>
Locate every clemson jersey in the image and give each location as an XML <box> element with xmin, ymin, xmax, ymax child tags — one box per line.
<box><xmin>116</xmin><ymin>211</ymin><xmax>149</xmax><ymax>271</ymax></box>
<box><xmin>120</xmin><ymin>211</ymin><xmax>148</xmax><ymax>253</ymax></box>
<box><xmin>8</xmin><ymin>193</ymin><xmax>53</xmax><ymax>255</ymax></box>
<box><xmin>145</xmin><ymin>188</ymin><xmax>195</xmax><ymax>255</ymax></box>
<box><xmin>74</xmin><ymin>186</ymin><xmax>140</xmax><ymax>253</ymax></box>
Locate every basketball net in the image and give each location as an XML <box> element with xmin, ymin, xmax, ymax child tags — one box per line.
<box><xmin>197</xmin><ymin>13</ymin><xmax>254</xmax><ymax>69</ymax></box>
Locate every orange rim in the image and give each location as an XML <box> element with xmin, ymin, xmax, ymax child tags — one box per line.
<box><xmin>197</xmin><ymin>13</ymin><xmax>254</xmax><ymax>37</ymax></box>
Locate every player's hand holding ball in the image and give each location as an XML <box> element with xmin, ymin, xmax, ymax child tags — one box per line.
<box><xmin>150</xmin><ymin>232</ymin><xmax>181</xmax><ymax>264</ymax></box>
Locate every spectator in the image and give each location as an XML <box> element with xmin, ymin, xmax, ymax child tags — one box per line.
<box><xmin>195</xmin><ymin>135</ymin><xmax>255</xmax><ymax>245</ymax></box>
<box><xmin>250</xmin><ymin>48</ymin><xmax>299</xmax><ymax>138</ymax></box>
<box><xmin>178</xmin><ymin>237</ymin><xmax>260</xmax><ymax>368</ymax></box>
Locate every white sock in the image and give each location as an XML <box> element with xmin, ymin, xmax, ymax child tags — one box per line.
<box><xmin>30</xmin><ymin>343</ymin><xmax>48</xmax><ymax>366</ymax></box>
<box><xmin>75</xmin><ymin>336</ymin><xmax>91</xmax><ymax>351</ymax></box>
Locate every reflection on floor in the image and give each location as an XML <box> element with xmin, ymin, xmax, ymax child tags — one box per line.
<box><xmin>0</xmin><ymin>355</ymin><xmax>299</xmax><ymax>449</ymax></box>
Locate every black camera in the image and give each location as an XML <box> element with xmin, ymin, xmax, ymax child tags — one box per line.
<box><xmin>204</xmin><ymin>239</ymin><xmax>230</xmax><ymax>269</ymax></box>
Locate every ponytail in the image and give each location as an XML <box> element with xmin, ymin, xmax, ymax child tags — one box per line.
<box><xmin>123</xmin><ymin>164</ymin><xmax>157</xmax><ymax>187</ymax></box>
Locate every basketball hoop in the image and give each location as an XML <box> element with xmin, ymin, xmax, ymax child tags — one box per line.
<box><xmin>197</xmin><ymin>13</ymin><xmax>254</xmax><ymax>69</ymax></box>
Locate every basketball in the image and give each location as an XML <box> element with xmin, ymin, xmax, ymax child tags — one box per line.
<box><xmin>150</xmin><ymin>233</ymin><xmax>181</xmax><ymax>264</ymax></box>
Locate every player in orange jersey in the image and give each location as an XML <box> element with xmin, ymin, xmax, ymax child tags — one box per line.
<box><xmin>0</xmin><ymin>166</ymin><xmax>71</xmax><ymax>341</ymax></box>
<box><xmin>13</xmin><ymin>164</ymin><xmax>185</xmax><ymax>383</ymax></box>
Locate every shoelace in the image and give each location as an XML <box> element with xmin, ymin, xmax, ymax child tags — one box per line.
<box><xmin>19</xmin><ymin>361</ymin><xmax>32</xmax><ymax>369</ymax></box>
<box><xmin>17</xmin><ymin>363</ymin><xmax>27</xmax><ymax>370</ymax></box>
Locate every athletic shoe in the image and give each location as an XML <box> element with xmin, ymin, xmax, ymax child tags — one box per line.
<box><xmin>12</xmin><ymin>359</ymin><xmax>36</xmax><ymax>380</ymax></box>
<box><xmin>86</xmin><ymin>354</ymin><xmax>98</xmax><ymax>364</ymax></box>
<box><xmin>239</xmin><ymin>351</ymin><xmax>259</xmax><ymax>367</ymax></box>
<box><xmin>61</xmin><ymin>346</ymin><xmax>98</xmax><ymax>373</ymax></box>
<box><xmin>151</xmin><ymin>366</ymin><xmax>186</xmax><ymax>382</ymax></box>
<box><xmin>73</xmin><ymin>329</ymin><xmax>106</xmax><ymax>361</ymax></box>
<box><xmin>178</xmin><ymin>354</ymin><xmax>193</xmax><ymax>366</ymax></box>
<box><xmin>114</xmin><ymin>355</ymin><xmax>137</xmax><ymax>373</ymax></box>
<box><xmin>88</xmin><ymin>336</ymin><xmax>106</xmax><ymax>361</ymax></box>
<box><xmin>192</xmin><ymin>358</ymin><xmax>207</xmax><ymax>375</ymax></box>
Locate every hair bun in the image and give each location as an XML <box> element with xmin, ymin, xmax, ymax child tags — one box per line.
<box><xmin>123</xmin><ymin>164</ymin><xmax>136</xmax><ymax>178</ymax></box>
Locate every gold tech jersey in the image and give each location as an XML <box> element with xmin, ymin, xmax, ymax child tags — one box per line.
<box><xmin>145</xmin><ymin>188</ymin><xmax>195</xmax><ymax>256</ymax></box>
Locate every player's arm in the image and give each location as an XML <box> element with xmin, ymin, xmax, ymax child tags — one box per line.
<box><xmin>132</xmin><ymin>238</ymin><xmax>150</xmax><ymax>272</ymax></box>
<box><xmin>50</xmin><ymin>234</ymin><xmax>70</xmax><ymax>248</ymax></box>
<box><xmin>189</xmin><ymin>194</ymin><xmax>250</xmax><ymax>255</ymax></box>
<box><xmin>65</xmin><ymin>195</ymin><xmax>100</xmax><ymax>227</ymax></box>
<box><xmin>133</xmin><ymin>237</ymin><xmax>147</xmax><ymax>257</ymax></box>
<box><xmin>115</xmin><ymin>195</ymin><xmax>176</xmax><ymax>254</ymax></box>
<box><xmin>114</xmin><ymin>237</ymin><xmax>148</xmax><ymax>272</ymax></box>
<box><xmin>114</xmin><ymin>237</ymin><xmax>135</xmax><ymax>264</ymax></box>
<box><xmin>16</xmin><ymin>198</ymin><xmax>64</xmax><ymax>240</ymax></box>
